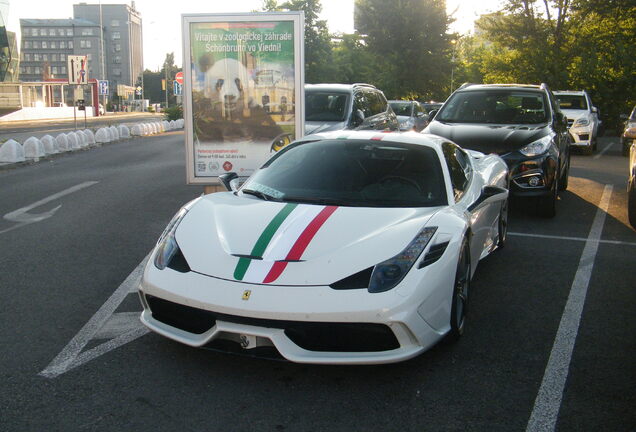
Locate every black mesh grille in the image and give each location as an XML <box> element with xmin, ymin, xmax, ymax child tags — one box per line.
<box><xmin>418</xmin><ymin>241</ymin><xmax>449</xmax><ymax>268</ymax></box>
<box><xmin>146</xmin><ymin>295</ymin><xmax>216</xmax><ymax>334</ymax></box>
<box><xmin>145</xmin><ymin>295</ymin><xmax>400</xmax><ymax>352</ymax></box>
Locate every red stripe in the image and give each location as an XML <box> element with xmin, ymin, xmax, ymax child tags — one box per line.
<box><xmin>263</xmin><ymin>206</ymin><xmax>338</xmax><ymax>283</ymax></box>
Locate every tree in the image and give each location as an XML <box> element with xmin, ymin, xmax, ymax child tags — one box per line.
<box><xmin>262</xmin><ymin>0</ymin><xmax>336</xmax><ymax>83</ymax></box>
<box><xmin>354</xmin><ymin>0</ymin><xmax>453</xmax><ymax>100</ymax></box>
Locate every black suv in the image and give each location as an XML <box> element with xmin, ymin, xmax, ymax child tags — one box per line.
<box><xmin>305</xmin><ymin>83</ymin><xmax>399</xmax><ymax>134</ymax></box>
<box><xmin>424</xmin><ymin>83</ymin><xmax>570</xmax><ymax>217</ymax></box>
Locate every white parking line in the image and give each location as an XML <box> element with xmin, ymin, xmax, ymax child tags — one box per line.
<box><xmin>39</xmin><ymin>253</ymin><xmax>150</xmax><ymax>379</ymax></box>
<box><xmin>593</xmin><ymin>141</ymin><xmax>614</xmax><ymax>159</ymax></box>
<box><xmin>509</xmin><ymin>231</ymin><xmax>636</xmax><ymax>247</ymax></box>
<box><xmin>526</xmin><ymin>184</ymin><xmax>613</xmax><ymax>432</ymax></box>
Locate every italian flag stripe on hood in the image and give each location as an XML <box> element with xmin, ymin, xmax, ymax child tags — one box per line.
<box><xmin>233</xmin><ymin>204</ymin><xmax>338</xmax><ymax>284</ymax></box>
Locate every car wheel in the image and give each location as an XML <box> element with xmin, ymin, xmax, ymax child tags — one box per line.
<box><xmin>449</xmin><ymin>238</ymin><xmax>470</xmax><ymax>340</ymax></box>
<box><xmin>628</xmin><ymin>177</ymin><xmax>636</xmax><ymax>230</ymax></box>
<box><xmin>537</xmin><ymin>176</ymin><xmax>558</xmax><ymax>218</ymax></box>
<box><xmin>593</xmin><ymin>136</ymin><xmax>598</xmax><ymax>151</ymax></box>
<box><xmin>496</xmin><ymin>197</ymin><xmax>508</xmax><ymax>250</ymax></box>
<box><xmin>623</xmin><ymin>140</ymin><xmax>630</xmax><ymax>157</ymax></box>
<box><xmin>582</xmin><ymin>145</ymin><xmax>593</xmax><ymax>156</ymax></box>
<box><xmin>559</xmin><ymin>154</ymin><xmax>570</xmax><ymax>191</ymax></box>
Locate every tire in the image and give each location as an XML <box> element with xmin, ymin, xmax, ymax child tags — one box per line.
<box><xmin>582</xmin><ymin>145</ymin><xmax>593</xmax><ymax>156</ymax></box>
<box><xmin>537</xmin><ymin>175</ymin><xmax>558</xmax><ymax>218</ymax></box>
<box><xmin>628</xmin><ymin>177</ymin><xmax>636</xmax><ymax>230</ymax></box>
<box><xmin>496</xmin><ymin>197</ymin><xmax>508</xmax><ymax>250</ymax></box>
<box><xmin>449</xmin><ymin>238</ymin><xmax>471</xmax><ymax>340</ymax></box>
<box><xmin>623</xmin><ymin>140</ymin><xmax>631</xmax><ymax>157</ymax></box>
<box><xmin>559</xmin><ymin>154</ymin><xmax>570</xmax><ymax>191</ymax></box>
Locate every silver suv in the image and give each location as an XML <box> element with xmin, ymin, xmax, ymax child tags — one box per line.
<box><xmin>554</xmin><ymin>90</ymin><xmax>600</xmax><ymax>155</ymax></box>
<box><xmin>304</xmin><ymin>84</ymin><xmax>399</xmax><ymax>135</ymax></box>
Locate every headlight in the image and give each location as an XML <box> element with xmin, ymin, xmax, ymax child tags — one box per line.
<box><xmin>519</xmin><ymin>135</ymin><xmax>552</xmax><ymax>157</ymax></box>
<box><xmin>400</xmin><ymin>118</ymin><xmax>415</xmax><ymax>129</ymax></box>
<box><xmin>624</xmin><ymin>127</ymin><xmax>636</xmax><ymax>139</ymax></box>
<box><xmin>368</xmin><ymin>227</ymin><xmax>437</xmax><ymax>293</ymax></box>
<box><xmin>573</xmin><ymin>117</ymin><xmax>590</xmax><ymax>127</ymax></box>
<box><xmin>154</xmin><ymin>208</ymin><xmax>188</xmax><ymax>270</ymax></box>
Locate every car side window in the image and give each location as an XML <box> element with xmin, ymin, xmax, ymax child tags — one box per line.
<box><xmin>442</xmin><ymin>142</ymin><xmax>470</xmax><ymax>202</ymax></box>
<box><xmin>353</xmin><ymin>90</ymin><xmax>373</xmax><ymax>118</ymax></box>
<box><xmin>370</xmin><ymin>91</ymin><xmax>387</xmax><ymax>116</ymax></box>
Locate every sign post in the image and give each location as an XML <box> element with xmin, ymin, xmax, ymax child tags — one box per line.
<box><xmin>182</xmin><ymin>12</ymin><xmax>305</xmax><ymax>186</ymax></box>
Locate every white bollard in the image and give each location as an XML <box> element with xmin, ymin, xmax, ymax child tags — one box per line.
<box><xmin>56</xmin><ymin>133</ymin><xmax>71</xmax><ymax>152</ymax></box>
<box><xmin>83</xmin><ymin>129</ymin><xmax>96</xmax><ymax>145</ymax></box>
<box><xmin>109</xmin><ymin>125</ymin><xmax>120</xmax><ymax>141</ymax></box>
<box><xmin>131</xmin><ymin>124</ymin><xmax>143</xmax><ymax>136</ymax></box>
<box><xmin>118</xmin><ymin>124</ymin><xmax>131</xmax><ymax>139</ymax></box>
<box><xmin>23</xmin><ymin>137</ymin><xmax>46</xmax><ymax>159</ymax></box>
<box><xmin>0</xmin><ymin>139</ymin><xmax>26</xmax><ymax>163</ymax></box>
<box><xmin>95</xmin><ymin>127</ymin><xmax>111</xmax><ymax>144</ymax></box>
<box><xmin>66</xmin><ymin>132</ymin><xmax>80</xmax><ymax>150</ymax></box>
<box><xmin>41</xmin><ymin>135</ymin><xmax>59</xmax><ymax>155</ymax></box>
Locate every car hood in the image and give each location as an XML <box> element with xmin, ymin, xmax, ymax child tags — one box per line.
<box><xmin>425</xmin><ymin>121</ymin><xmax>548</xmax><ymax>155</ymax></box>
<box><xmin>173</xmin><ymin>192</ymin><xmax>441</xmax><ymax>286</ymax></box>
<box><xmin>560</xmin><ymin>109</ymin><xmax>590</xmax><ymax>122</ymax></box>
<box><xmin>305</xmin><ymin>121</ymin><xmax>348</xmax><ymax>135</ymax></box>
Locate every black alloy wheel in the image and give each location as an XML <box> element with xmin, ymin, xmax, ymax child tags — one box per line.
<box><xmin>449</xmin><ymin>238</ymin><xmax>471</xmax><ymax>340</ymax></box>
<box><xmin>497</xmin><ymin>198</ymin><xmax>508</xmax><ymax>250</ymax></box>
<box><xmin>559</xmin><ymin>154</ymin><xmax>570</xmax><ymax>191</ymax></box>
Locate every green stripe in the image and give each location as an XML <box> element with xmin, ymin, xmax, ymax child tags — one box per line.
<box><xmin>233</xmin><ymin>203</ymin><xmax>298</xmax><ymax>280</ymax></box>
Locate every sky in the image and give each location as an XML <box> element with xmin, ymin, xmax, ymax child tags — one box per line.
<box><xmin>8</xmin><ymin>0</ymin><xmax>504</xmax><ymax>71</ymax></box>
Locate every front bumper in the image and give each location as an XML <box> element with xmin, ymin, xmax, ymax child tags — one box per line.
<box><xmin>569</xmin><ymin>126</ymin><xmax>594</xmax><ymax>147</ymax></box>
<box><xmin>138</xmin><ymin>247</ymin><xmax>455</xmax><ymax>364</ymax></box>
<box><xmin>501</xmin><ymin>153</ymin><xmax>557</xmax><ymax>197</ymax></box>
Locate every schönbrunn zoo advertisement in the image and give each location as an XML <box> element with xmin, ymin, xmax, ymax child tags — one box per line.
<box><xmin>183</xmin><ymin>13</ymin><xmax>305</xmax><ymax>185</ymax></box>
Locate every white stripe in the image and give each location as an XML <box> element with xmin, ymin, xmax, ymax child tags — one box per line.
<box><xmin>39</xmin><ymin>253</ymin><xmax>150</xmax><ymax>378</ymax></box>
<box><xmin>242</xmin><ymin>205</ymin><xmax>323</xmax><ymax>283</ymax></box>
<box><xmin>526</xmin><ymin>184</ymin><xmax>613</xmax><ymax>431</ymax></box>
<box><xmin>593</xmin><ymin>141</ymin><xmax>613</xmax><ymax>160</ymax></box>
<box><xmin>509</xmin><ymin>232</ymin><xmax>636</xmax><ymax>247</ymax></box>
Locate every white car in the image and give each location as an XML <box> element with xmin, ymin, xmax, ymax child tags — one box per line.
<box><xmin>554</xmin><ymin>90</ymin><xmax>600</xmax><ymax>155</ymax></box>
<box><xmin>139</xmin><ymin>131</ymin><xmax>509</xmax><ymax>364</ymax></box>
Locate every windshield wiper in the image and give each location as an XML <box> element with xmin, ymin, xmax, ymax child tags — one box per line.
<box><xmin>241</xmin><ymin>189</ymin><xmax>281</xmax><ymax>202</ymax></box>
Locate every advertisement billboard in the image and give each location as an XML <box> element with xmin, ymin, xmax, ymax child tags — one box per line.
<box><xmin>182</xmin><ymin>12</ymin><xmax>305</xmax><ymax>185</ymax></box>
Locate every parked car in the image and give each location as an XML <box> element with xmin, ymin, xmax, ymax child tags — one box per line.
<box><xmin>628</xmin><ymin>139</ymin><xmax>636</xmax><ymax>229</ymax></box>
<box><xmin>621</xmin><ymin>105</ymin><xmax>636</xmax><ymax>157</ymax></box>
<box><xmin>423</xmin><ymin>83</ymin><xmax>570</xmax><ymax>217</ymax></box>
<box><xmin>553</xmin><ymin>90</ymin><xmax>600</xmax><ymax>155</ymax></box>
<box><xmin>389</xmin><ymin>100</ymin><xmax>429</xmax><ymax>131</ymax></box>
<box><xmin>139</xmin><ymin>130</ymin><xmax>509</xmax><ymax>364</ymax></box>
<box><xmin>304</xmin><ymin>84</ymin><xmax>398</xmax><ymax>135</ymax></box>
<box><xmin>422</xmin><ymin>101</ymin><xmax>444</xmax><ymax>114</ymax></box>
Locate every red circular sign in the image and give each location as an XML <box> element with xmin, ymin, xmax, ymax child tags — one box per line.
<box><xmin>223</xmin><ymin>161</ymin><xmax>233</xmax><ymax>171</ymax></box>
<box><xmin>175</xmin><ymin>72</ymin><xmax>184</xmax><ymax>85</ymax></box>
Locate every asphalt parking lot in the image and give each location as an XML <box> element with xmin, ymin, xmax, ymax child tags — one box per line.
<box><xmin>0</xmin><ymin>133</ymin><xmax>634</xmax><ymax>431</ymax></box>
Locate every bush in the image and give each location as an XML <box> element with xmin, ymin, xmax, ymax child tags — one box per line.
<box><xmin>164</xmin><ymin>105</ymin><xmax>183</xmax><ymax>121</ymax></box>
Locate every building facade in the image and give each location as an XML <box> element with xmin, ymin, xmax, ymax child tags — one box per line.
<box><xmin>19</xmin><ymin>18</ymin><xmax>102</xmax><ymax>82</ymax></box>
<box><xmin>19</xmin><ymin>3</ymin><xmax>142</xmax><ymax>100</ymax></box>
<box><xmin>0</xmin><ymin>0</ymin><xmax>18</xmax><ymax>82</ymax></box>
<box><xmin>73</xmin><ymin>3</ymin><xmax>143</xmax><ymax>93</ymax></box>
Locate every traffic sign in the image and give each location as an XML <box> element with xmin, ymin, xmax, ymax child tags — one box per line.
<box><xmin>98</xmin><ymin>80</ymin><xmax>109</xmax><ymax>96</ymax></box>
<box><xmin>175</xmin><ymin>71</ymin><xmax>184</xmax><ymax>85</ymax></box>
<box><xmin>173</xmin><ymin>81</ymin><xmax>182</xmax><ymax>96</ymax></box>
<box><xmin>67</xmin><ymin>55</ymin><xmax>88</xmax><ymax>84</ymax></box>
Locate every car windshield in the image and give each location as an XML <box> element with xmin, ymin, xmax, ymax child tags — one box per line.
<box><xmin>556</xmin><ymin>94</ymin><xmax>588</xmax><ymax>110</ymax></box>
<box><xmin>305</xmin><ymin>91</ymin><xmax>349</xmax><ymax>122</ymax></box>
<box><xmin>241</xmin><ymin>139</ymin><xmax>447</xmax><ymax>208</ymax></box>
<box><xmin>436</xmin><ymin>90</ymin><xmax>549</xmax><ymax>124</ymax></box>
<box><xmin>389</xmin><ymin>102</ymin><xmax>413</xmax><ymax>116</ymax></box>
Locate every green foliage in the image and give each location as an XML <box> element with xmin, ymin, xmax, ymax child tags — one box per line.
<box><xmin>164</xmin><ymin>105</ymin><xmax>183</xmax><ymax>121</ymax></box>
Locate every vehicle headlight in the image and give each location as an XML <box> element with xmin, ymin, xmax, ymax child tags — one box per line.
<box><xmin>624</xmin><ymin>127</ymin><xmax>636</xmax><ymax>139</ymax></box>
<box><xmin>154</xmin><ymin>208</ymin><xmax>188</xmax><ymax>270</ymax></box>
<box><xmin>400</xmin><ymin>118</ymin><xmax>415</xmax><ymax>129</ymax></box>
<box><xmin>368</xmin><ymin>227</ymin><xmax>437</xmax><ymax>293</ymax></box>
<box><xmin>519</xmin><ymin>135</ymin><xmax>552</xmax><ymax>157</ymax></box>
<box><xmin>573</xmin><ymin>117</ymin><xmax>590</xmax><ymax>127</ymax></box>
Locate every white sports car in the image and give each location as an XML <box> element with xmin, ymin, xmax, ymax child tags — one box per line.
<box><xmin>139</xmin><ymin>131</ymin><xmax>509</xmax><ymax>364</ymax></box>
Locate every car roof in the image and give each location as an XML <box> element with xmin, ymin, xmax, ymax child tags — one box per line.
<box><xmin>553</xmin><ymin>90</ymin><xmax>586</xmax><ymax>95</ymax></box>
<box><xmin>305</xmin><ymin>83</ymin><xmax>377</xmax><ymax>92</ymax></box>
<box><xmin>457</xmin><ymin>83</ymin><xmax>544</xmax><ymax>92</ymax></box>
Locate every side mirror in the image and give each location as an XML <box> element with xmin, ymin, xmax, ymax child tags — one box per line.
<box><xmin>467</xmin><ymin>185</ymin><xmax>508</xmax><ymax>212</ymax></box>
<box><xmin>428</xmin><ymin>109</ymin><xmax>438</xmax><ymax>119</ymax></box>
<box><xmin>219</xmin><ymin>172</ymin><xmax>239</xmax><ymax>192</ymax></box>
<box><xmin>591</xmin><ymin>106</ymin><xmax>598</xmax><ymax>114</ymax></box>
